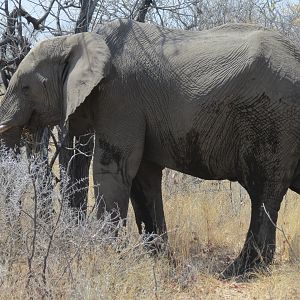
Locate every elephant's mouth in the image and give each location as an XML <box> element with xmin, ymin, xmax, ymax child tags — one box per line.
<box><xmin>0</xmin><ymin>111</ymin><xmax>42</xmax><ymax>135</ymax></box>
<box><xmin>0</xmin><ymin>124</ymin><xmax>12</xmax><ymax>134</ymax></box>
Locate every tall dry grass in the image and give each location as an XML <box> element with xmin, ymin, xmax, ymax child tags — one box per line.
<box><xmin>0</xmin><ymin>145</ymin><xmax>299</xmax><ymax>299</ymax></box>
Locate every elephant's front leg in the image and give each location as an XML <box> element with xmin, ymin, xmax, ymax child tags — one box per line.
<box><xmin>130</xmin><ymin>160</ymin><xmax>167</xmax><ymax>240</ymax></box>
<box><xmin>93</xmin><ymin>134</ymin><xmax>144</xmax><ymax>224</ymax></box>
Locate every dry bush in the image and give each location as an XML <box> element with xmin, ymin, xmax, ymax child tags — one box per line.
<box><xmin>0</xmin><ymin>145</ymin><xmax>300</xmax><ymax>299</ymax></box>
<box><xmin>0</xmin><ymin>145</ymin><xmax>165</xmax><ymax>299</ymax></box>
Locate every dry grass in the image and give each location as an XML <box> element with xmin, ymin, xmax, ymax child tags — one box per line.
<box><xmin>0</xmin><ymin>149</ymin><xmax>299</xmax><ymax>299</ymax></box>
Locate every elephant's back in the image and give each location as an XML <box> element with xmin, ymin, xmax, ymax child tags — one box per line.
<box><xmin>100</xmin><ymin>19</ymin><xmax>300</xmax><ymax>105</ymax></box>
<box><xmin>159</xmin><ymin>23</ymin><xmax>300</xmax><ymax>104</ymax></box>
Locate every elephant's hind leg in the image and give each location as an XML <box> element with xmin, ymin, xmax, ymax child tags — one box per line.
<box><xmin>222</xmin><ymin>172</ymin><xmax>290</xmax><ymax>278</ymax></box>
<box><xmin>130</xmin><ymin>160</ymin><xmax>167</xmax><ymax>243</ymax></box>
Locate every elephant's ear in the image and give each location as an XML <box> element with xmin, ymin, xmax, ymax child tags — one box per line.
<box><xmin>62</xmin><ymin>32</ymin><xmax>110</xmax><ymax>123</ymax></box>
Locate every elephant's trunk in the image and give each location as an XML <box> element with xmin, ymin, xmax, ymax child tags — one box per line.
<box><xmin>0</xmin><ymin>126</ymin><xmax>22</xmax><ymax>150</ymax></box>
<box><xmin>0</xmin><ymin>91</ymin><xmax>32</xmax><ymax>133</ymax></box>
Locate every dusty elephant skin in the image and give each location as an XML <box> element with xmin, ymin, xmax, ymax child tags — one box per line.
<box><xmin>1</xmin><ymin>20</ymin><xmax>300</xmax><ymax>277</ymax></box>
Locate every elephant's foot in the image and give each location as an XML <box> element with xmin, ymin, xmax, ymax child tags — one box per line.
<box><xmin>142</xmin><ymin>233</ymin><xmax>178</xmax><ymax>267</ymax></box>
<box><xmin>220</xmin><ymin>260</ymin><xmax>272</xmax><ymax>280</ymax></box>
<box><xmin>220</xmin><ymin>241</ymin><xmax>274</xmax><ymax>279</ymax></box>
<box><xmin>142</xmin><ymin>232</ymin><xmax>168</xmax><ymax>254</ymax></box>
<box><xmin>220</xmin><ymin>258</ymin><xmax>257</xmax><ymax>279</ymax></box>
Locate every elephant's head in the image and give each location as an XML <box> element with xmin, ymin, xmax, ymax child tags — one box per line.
<box><xmin>0</xmin><ymin>32</ymin><xmax>110</xmax><ymax>139</ymax></box>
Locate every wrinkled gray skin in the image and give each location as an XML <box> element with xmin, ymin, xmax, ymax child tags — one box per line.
<box><xmin>1</xmin><ymin>20</ymin><xmax>300</xmax><ymax>277</ymax></box>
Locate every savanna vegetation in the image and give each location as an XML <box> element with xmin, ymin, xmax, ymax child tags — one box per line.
<box><xmin>0</xmin><ymin>147</ymin><xmax>299</xmax><ymax>299</ymax></box>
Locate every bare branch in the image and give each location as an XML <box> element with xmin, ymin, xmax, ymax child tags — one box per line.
<box><xmin>135</xmin><ymin>0</ymin><xmax>152</xmax><ymax>22</ymax></box>
<box><xmin>37</xmin><ymin>0</ymin><xmax>56</xmax><ymax>26</ymax></box>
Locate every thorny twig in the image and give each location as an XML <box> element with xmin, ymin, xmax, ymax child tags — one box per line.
<box><xmin>153</xmin><ymin>263</ymin><xmax>159</xmax><ymax>300</ymax></box>
<box><xmin>262</xmin><ymin>203</ymin><xmax>300</xmax><ymax>262</ymax></box>
<box><xmin>26</xmin><ymin>160</ymin><xmax>39</xmax><ymax>289</ymax></box>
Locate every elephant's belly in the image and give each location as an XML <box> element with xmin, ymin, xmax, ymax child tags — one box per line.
<box><xmin>144</xmin><ymin>132</ymin><xmax>238</xmax><ymax>181</ymax></box>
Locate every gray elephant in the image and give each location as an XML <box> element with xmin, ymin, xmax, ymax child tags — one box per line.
<box><xmin>1</xmin><ymin>20</ymin><xmax>300</xmax><ymax>277</ymax></box>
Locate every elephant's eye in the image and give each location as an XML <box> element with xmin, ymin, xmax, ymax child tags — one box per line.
<box><xmin>21</xmin><ymin>85</ymin><xmax>30</xmax><ymax>94</ymax></box>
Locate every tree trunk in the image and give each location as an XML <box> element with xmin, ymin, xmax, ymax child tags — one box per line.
<box><xmin>136</xmin><ymin>0</ymin><xmax>152</xmax><ymax>23</ymax></box>
<box><xmin>75</xmin><ymin>0</ymin><xmax>98</xmax><ymax>33</ymax></box>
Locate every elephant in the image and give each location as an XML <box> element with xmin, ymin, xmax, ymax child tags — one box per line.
<box><xmin>1</xmin><ymin>19</ymin><xmax>300</xmax><ymax>277</ymax></box>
